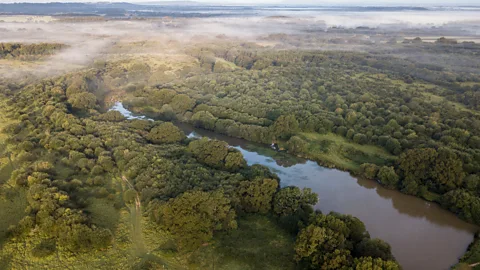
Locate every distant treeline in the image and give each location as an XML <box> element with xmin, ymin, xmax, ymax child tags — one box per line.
<box><xmin>0</xmin><ymin>43</ymin><xmax>66</xmax><ymax>60</ymax></box>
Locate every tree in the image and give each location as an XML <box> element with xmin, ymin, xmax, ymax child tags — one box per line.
<box><xmin>169</xmin><ymin>94</ymin><xmax>196</xmax><ymax>114</ymax></box>
<box><xmin>385</xmin><ymin>138</ymin><xmax>401</xmax><ymax>155</ymax></box>
<box><xmin>188</xmin><ymin>138</ymin><xmax>229</xmax><ymax>168</ymax></box>
<box><xmin>354</xmin><ymin>239</ymin><xmax>395</xmax><ymax>261</ymax></box>
<box><xmin>398</xmin><ymin>148</ymin><xmax>438</xmax><ymax>190</ymax></box>
<box><xmin>146</xmin><ymin>122</ymin><xmax>185</xmax><ymax>144</ymax></box>
<box><xmin>464</xmin><ymin>174</ymin><xmax>479</xmax><ymax>194</ymax></box>
<box><xmin>354</xmin><ymin>257</ymin><xmax>400</xmax><ymax>270</ymax></box>
<box><xmin>353</xmin><ymin>133</ymin><xmax>367</xmax><ymax>145</ymax></box>
<box><xmin>128</xmin><ymin>62</ymin><xmax>151</xmax><ymax>82</ymax></box>
<box><xmin>334</xmin><ymin>214</ymin><xmax>370</xmax><ymax>244</ymax></box>
<box><xmin>432</xmin><ymin>148</ymin><xmax>465</xmax><ymax>191</ymax></box>
<box><xmin>236</xmin><ymin>178</ymin><xmax>279</xmax><ymax>213</ymax></box>
<box><xmin>468</xmin><ymin>136</ymin><xmax>480</xmax><ymax>149</ymax></box>
<box><xmin>359</xmin><ymin>163</ymin><xmax>379</xmax><ymax>180</ymax></box>
<box><xmin>377</xmin><ymin>166</ymin><xmax>399</xmax><ymax>189</ymax></box>
<box><xmin>68</xmin><ymin>92</ymin><xmax>96</xmax><ymax>111</ymax></box>
<box><xmin>294</xmin><ymin>225</ymin><xmax>350</xmax><ymax>269</ymax></box>
<box><xmin>294</xmin><ymin>225</ymin><xmax>328</xmax><ymax>260</ymax></box>
<box><xmin>272</xmin><ymin>115</ymin><xmax>299</xmax><ymax>140</ymax></box>
<box><xmin>191</xmin><ymin>111</ymin><xmax>217</xmax><ymax>130</ymax></box>
<box><xmin>97</xmin><ymin>110</ymin><xmax>125</xmax><ymax>122</ymax></box>
<box><xmin>286</xmin><ymin>136</ymin><xmax>308</xmax><ymax>155</ymax></box>
<box><xmin>273</xmin><ymin>187</ymin><xmax>318</xmax><ymax>216</ymax></box>
<box><xmin>399</xmin><ymin>147</ymin><xmax>465</xmax><ymax>193</ymax></box>
<box><xmin>224</xmin><ymin>150</ymin><xmax>246</xmax><ymax>171</ymax></box>
<box><xmin>152</xmin><ymin>190</ymin><xmax>237</xmax><ymax>251</ymax></box>
<box><xmin>441</xmin><ymin>189</ymin><xmax>480</xmax><ymax>224</ymax></box>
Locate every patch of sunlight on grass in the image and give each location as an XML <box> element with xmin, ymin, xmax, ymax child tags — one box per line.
<box><xmin>190</xmin><ymin>214</ymin><xmax>296</xmax><ymax>270</ymax></box>
<box><xmin>0</xmin><ymin>189</ymin><xmax>27</xmax><ymax>247</ymax></box>
<box><xmin>298</xmin><ymin>132</ymin><xmax>396</xmax><ymax>171</ymax></box>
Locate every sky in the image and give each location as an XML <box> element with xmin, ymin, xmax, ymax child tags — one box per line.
<box><xmin>1</xmin><ymin>0</ymin><xmax>479</xmax><ymax>5</ymax></box>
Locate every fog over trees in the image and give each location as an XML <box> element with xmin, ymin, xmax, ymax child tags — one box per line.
<box><xmin>0</xmin><ymin>3</ymin><xmax>479</xmax><ymax>269</ymax></box>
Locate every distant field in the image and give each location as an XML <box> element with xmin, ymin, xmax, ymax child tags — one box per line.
<box><xmin>404</xmin><ymin>36</ymin><xmax>480</xmax><ymax>43</ymax></box>
<box><xmin>0</xmin><ymin>15</ymin><xmax>56</xmax><ymax>23</ymax></box>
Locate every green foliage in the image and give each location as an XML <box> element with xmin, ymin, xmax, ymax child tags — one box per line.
<box><xmin>359</xmin><ymin>163</ymin><xmax>379</xmax><ymax>180</ymax></box>
<box><xmin>191</xmin><ymin>110</ymin><xmax>217</xmax><ymax>130</ymax></box>
<box><xmin>294</xmin><ymin>225</ymin><xmax>352</xmax><ymax>269</ymax></box>
<box><xmin>169</xmin><ymin>94</ymin><xmax>195</xmax><ymax>114</ymax></box>
<box><xmin>354</xmin><ymin>238</ymin><xmax>395</xmax><ymax>261</ymax></box>
<box><xmin>432</xmin><ymin>148</ymin><xmax>466</xmax><ymax>191</ymax></box>
<box><xmin>273</xmin><ymin>186</ymin><xmax>318</xmax><ymax>216</ymax></box>
<box><xmin>31</xmin><ymin>239</ymin><xmax>56</xmax><ymax>258</ymax></box>
<box><xmin>458</xmin><ymin>233</ymin><xmax>480</xmax><ymax>268</ymax></box>
<box><xmin>151</xmin><ymin>190</ymin><xmax>237</xmax><ymax>251</ymax></box>
<box><xmin>399</xmin><ymin>148</ymin><xmax>465</xmax><ymax>194</ymax></box>
<box><xmin>286</xmin><ymin>136</ymin><xmax>308</xmax><ymax>155</ymax></box>
<box><xmin>187</xmin><ymin>138</ymin><xmax>245</xmax><ymax>172</ymax></box>
<box><xmin>146</xmin><ymin>122</ymin><xmax>185</xmax><ymax>144</ymax></box>
<box><xmin>118</xmin><ymin>46</ymin><xmax>480</xmax><ymax>231</ymax></box>
<box><xmin>294</xmin><ymin>212</ymin><xmax>395</xmax><ymax>270</ymax></box>
<box><xmin>293</xmin><ymin>133</ymin><xmax>396</xmax><ymax>171</ymax></box>
<box><xmin>354</xmin><ymin>257</ymin><xmax>400</xmax><ymax>270</ymax></box>
<box><xmin>224</xmin><ymin>151</ymin><xmax>246</xmax><ymax>171</ymax></box>
<box><xmin>97</xmin><ymin>110</ymin><xmax>125</xmax><ymax>122</ymax></box>
<box><xmin>188</xmin><ymin>138</ymin><xmax>228</xmax><ymax>168</ymax></box>
<box><xmin>236</xmin><ymin>178</ymin><xmax>279</xmax><ymax>214</ymax></box>
<box><xmin>272</xmin><ymin>115</ymin><xmax>299</xmax><ymax>140</ymax></box>
<box><xmin>192</xmin><ymin>214</ymin><xmax>296</xmax><ymax>270</ymax></box>
<box><xmin>0</xmin><ymin>43</ymin><xmax>66</xmax><ymax>60</ymax></box>
<box><xmin>441</xmin><ymin>189</ymin><xmax>480</xmax><ymax>224</ymax></box>
<box><xmin>377</xmin><ymin>166</ymin><xmax>399</xmax><ymax>189</ymax></box>
<box><xmin>68</xmin><ymin>92</ymin><xmax>97</xmax><ymax>111</ymax></box>
<box><xmin>464</xmin><ymin>174</ymin><xmax>480</xmax><ymax>194</ymax></box>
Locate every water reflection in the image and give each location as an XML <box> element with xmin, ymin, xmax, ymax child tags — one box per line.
<box><xmin>177</xmin><ymin>123</ymin><xmax>477</xmax><ymax>270</ymax></box>
<box><xmin>115</xmin><ymin>103</ymin><xmax>478</xmax><ymax>270</ymax></box>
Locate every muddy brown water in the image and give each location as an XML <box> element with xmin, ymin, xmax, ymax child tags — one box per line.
<box><xmin>115</xmin><ymin>102</ymin><xmax>478</xmax><ymax>270</ymax></box>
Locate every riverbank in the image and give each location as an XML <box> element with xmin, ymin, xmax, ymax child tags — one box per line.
<box><xmin>114</xmin><ymin>102</ymin><xmax>478</xmax><ymax>270</ymax></box>
<box><xmin>123</xmin><ymin>102</ymin><xmax>446</xmax><ymax>205</ymax></box>
<box><xmin>278</xmin><ymin>132</ymin><xmax>397</xmax><ymax>172</ymax></box>
<box><xmin>458</xmin><ymin>233</ymin><xmax>480</xmax><ymax>270</ymax></box>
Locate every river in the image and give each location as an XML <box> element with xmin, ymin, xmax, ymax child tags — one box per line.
<box><xmin>112</xmin><ymin>102</ymin><xmax>478</xmax><ymax>270</ymax></box>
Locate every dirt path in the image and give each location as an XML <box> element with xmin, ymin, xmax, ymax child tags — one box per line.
<box><xmin>121</xmin><ymin>176</ymin><xmax>147</xmax><ymax>256</ymax></box>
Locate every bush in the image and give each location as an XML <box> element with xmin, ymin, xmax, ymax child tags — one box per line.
<box><xmin>377</xmin><ymin>166</ymin><xmax>399</xmax><ymax>189</ymax></box>
<box><xmin>359</xmin><ymin>163</ymin><xmax>379</xmax><ymax>180</ymax></box>
<box><xmin>146</xmin><ymin>122</ymin><xmax>185</xmax><ymax>144</ymax></box>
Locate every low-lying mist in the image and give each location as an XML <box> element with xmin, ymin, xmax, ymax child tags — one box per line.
<box><xmin>0</xmin><ymin>9</ymin><xmax>479</xmax><ymax>80</ymax></box>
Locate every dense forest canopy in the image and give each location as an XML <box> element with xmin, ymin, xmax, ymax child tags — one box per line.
<box><xmin>119</xmin><ymin>41</ymin><xmax>480</xmax><ymax>218</ymax></box>
<box><xmin>1</xmin><ymin>9</ymin><xmax>480</xmax><ymax>269</ymax></box>
<box><xmin>0</xmin><ymin>43</ymin><xmax>66</xmax><ymax>60</ymax></box>
<box><xmin>0</xmin><ymin>68</ymin><xmax>400</xmax><ymax>268</ymax></box>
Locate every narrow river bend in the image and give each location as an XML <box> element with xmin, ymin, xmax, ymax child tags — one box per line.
<box><xmin>113</xmin><ymin>102</ymin><xmax>478</xmax><ymax>270</ymax></box>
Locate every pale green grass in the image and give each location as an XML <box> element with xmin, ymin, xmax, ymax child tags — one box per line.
<box><xmin>190</xmin><ymin>214</ymin><xmax>296</xmax><ymax>270</ymax></box>
<box><xmin>215</xmin><ymin>58</ymin><xmax>239</xmax><ymax>70</ymax></box>
<box><xmin>0</xmin><ymin>189</ymin><xmax>27</xmax><ymax>247</ymax></box>
<box><xmin>422</xmin><ymin>92</ymin><xmax>480</xmax><ymax>116</ymax></box>
<box><xmin>460</xmin><ymin>82</ymin><xmax>480</xmax><ymax>87</ymax></box>
<box><xmin>294</xmin><ymin>132</ymin><xmax>397</xmax><ymax>171</ymax></box>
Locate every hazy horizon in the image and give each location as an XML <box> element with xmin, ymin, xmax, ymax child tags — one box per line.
<box><xmin>1</xmin><ymin>0</ymin><xmax>479</xmax><ymax>6</ymax></box>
